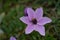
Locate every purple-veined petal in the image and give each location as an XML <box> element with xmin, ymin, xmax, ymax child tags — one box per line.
<box><xmin>27</xmin><ymin>8</ymin><xmax>35</xmax><ymax>20</ymax></box>
<box><xmin>38</xmin><ymin>17</ymin><xmax>52</xmax><ymax>25</ymax></box>
<box><xmin>10</xmin><ymin>36</ymin><xmax>16</xmax><ymax>40</ymax></box>
<box><xmin>20</xmin><ymin>16</ymin><xmax>30</xmax><ymax>24</ymax></box>
<box><xmin>25</xmin><ymin>24</ymin><xmax>34</xmax><ymax>34</ymax></box>
<box><xmin>35</xmin><ymin>25</ymin><xmax>45</xmax><ymax>36</ymax></box>
<box><xmin>35</xmin><ymin>7</ymin><xmax>43</xmax><ymax>21</ymax></box>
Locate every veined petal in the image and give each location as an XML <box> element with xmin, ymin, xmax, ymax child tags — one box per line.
<box><xmin>27</xmin><ymin>8</ymin><xmax>35</xmax><ymax>20</ymax></box>
<box><xmin>25</xmin><ymin>24</ymin><xmax>34</xmax><ymax>34</ymax></box>
<box><xmin>38</xmin><ymin>17</ymin><xmax>52</xmax><ymax>25</ymax></box>
<box><xmin>35</xmin><ymin>7</ymin><xmax>43</xmax><ymax>21</ymax></box>
<box><xmin>20</xmin><ymin>16</ymin><xmax>30</xmax><ymax>24</ymax></box>
<box><xmin>35</xmin><ymin>25</ymin><xmax>45</xmax><ymax>36</ymax></box>
<box><xmin>10</xmin><ymin>36</ymin><xmax>16</xmax><ymax>40</ymax></box>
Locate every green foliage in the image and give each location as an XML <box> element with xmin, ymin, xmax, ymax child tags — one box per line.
<box><xmin>0</xmin><ymin>13</ymin><xmax>5</xmax><ymax>24</ymax></box>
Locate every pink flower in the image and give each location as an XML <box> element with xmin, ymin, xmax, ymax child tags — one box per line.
<box><xmin>10</xmin><ymin>36</ymin><xmax>16</xmax><ymax>40</ymax></box>
<box><xmin>20</xmin><ymin>7</ymin><xmax>52</xmax><ymax>36</ymax></box>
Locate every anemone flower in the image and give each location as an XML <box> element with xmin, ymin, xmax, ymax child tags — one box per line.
<box><xmin>20</xmin><ymin>7</ymin><xmax>52</xmax><ymax>36</ymax></box>
<box><xmin>10</xmin><ymin>36</ymin><xmax>16</xmax><ymax>40</ymax></box>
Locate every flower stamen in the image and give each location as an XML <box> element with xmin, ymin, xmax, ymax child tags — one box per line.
<box><xmin>31</xmin><ymin>19</ymin><xmax>37</xmax><ymax>24</ymax></box>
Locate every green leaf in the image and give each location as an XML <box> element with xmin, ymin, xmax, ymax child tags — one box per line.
<box><xmin>45</xmin><ymin>34</ymin><xmax>56</xmax><ymax>40</ymax></box>
<box><xmin>0</xmin><ymin>12</ymin><xmax>5</xmax><ymax>24</ymax></box>
<box><xmin>57</xmin><ymin>8</ymin><xmax>60</xmax><ymax>15</ymax></box>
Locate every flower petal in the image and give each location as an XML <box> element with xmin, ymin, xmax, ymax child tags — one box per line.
<box><xmin>35</xmin><ymin>7</ymin><xmax>43</xmax><ymax>21</ymax></box>
<box><xmin>35</xmin><ymin>25</ymin><xmax>45</xmax><ymax>36</ymax></box>
<box><xmin>38</xmin><ymin>17</ymin><xmax>52</xmax><ymax>25</ymax></box>
<box><xmin>24</xmin><ymin>7</ymin><xmax>28</xmax><ymax>16</ymax></box>
<box><xmin>20</xmin><ymin>16</ymin><xmax>30</xmax><ymax>24</ymax></box>
<box><xmin>27</xmin><ymin>8</ymin><xmax>35</xmax><ymax>20</ymax></box>
<box><xmin>10</xmin><ymin>36</ymin><xmax>16</xmax><ymax>40</ymax></box>
<box><xmin>25</xmin><ymin>24</ymin><xmax>34</xmax><ymax>34</ymax></box>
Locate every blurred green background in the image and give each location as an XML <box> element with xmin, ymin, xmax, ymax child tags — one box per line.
<box><xmin>0</xmin><ymin>0</ymin><xmax>60</xmax><ymax>40</ymax></box>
